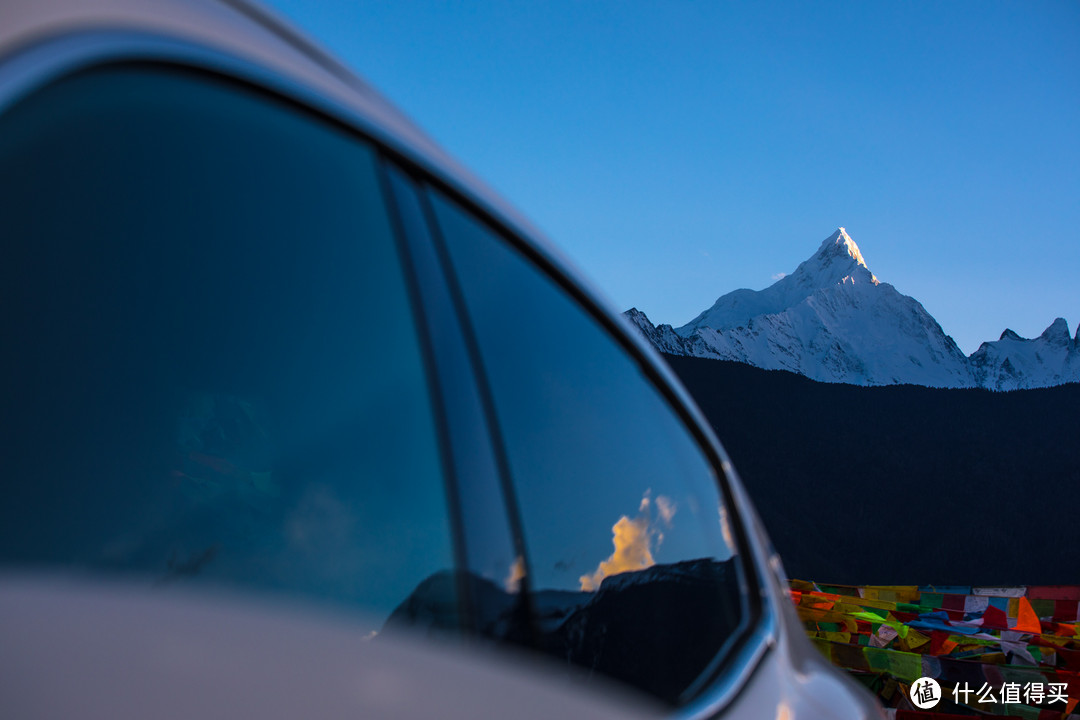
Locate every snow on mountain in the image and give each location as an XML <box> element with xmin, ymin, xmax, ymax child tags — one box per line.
<box><xmin>969</xmin><ymin>318</ymin><xmax>1080</xmax><ymax>390</ymax></box>
<box><xmin>678</xmin><ymin>228</ymin><xmax>879</xmax><ymax>337</ymax></box>
<box><xmin>624</xmin><ymin>308</ymin><xmax>712</xmax><ymax>357</ymax></box>
<box><xmin>627</xmin><ymin>228</ymin><xmax>1079</xmax><ymax>390</ymax></box>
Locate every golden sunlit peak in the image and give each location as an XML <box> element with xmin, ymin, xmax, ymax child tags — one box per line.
<box><xmin>836</xmin><ymin>227</ymin><xmax>869</xmax><ymax>269</ymax></box>
<box><xmin>814</xmin><ymin>227</ymin><xmax>878</xmax><ymax>284</ymax></box>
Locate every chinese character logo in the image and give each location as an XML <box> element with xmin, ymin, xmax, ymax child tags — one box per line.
<box><xmin>911</xmin><ymin>677</ymin><xmax>941</xmax><ymax>709</ymax></box>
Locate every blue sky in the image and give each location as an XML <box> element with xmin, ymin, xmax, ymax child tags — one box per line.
<box><xmin>264</xmin><ymin>0</ymin><xmax>1079</xmax><ymax>354</ymax></box>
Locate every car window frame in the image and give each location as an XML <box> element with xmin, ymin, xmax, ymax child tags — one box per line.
<box><xmin>0</xmin><ymin>29</ymin><xmax>775</xmax><ymax>716</ymax></box>
<box><xmin>409</xmin><ymin>179</ymin><xmax>771</xmax><ymax>706</ymax></box>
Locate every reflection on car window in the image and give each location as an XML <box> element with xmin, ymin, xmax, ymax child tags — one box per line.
<box><xmin>429</xmin><ymin>192</ymin><xmax>746</xmax><ymax>704</ymax></box>
<box><xmin>0</xmin><ymin>65</ymin><xmax>455</xmax><ymax>633</ymax></box>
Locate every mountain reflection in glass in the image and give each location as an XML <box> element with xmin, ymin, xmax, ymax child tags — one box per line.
<box><xmin>430</xmin><ymin>191</ymin><xmax>747</xmax><ymax>704</ymax></box>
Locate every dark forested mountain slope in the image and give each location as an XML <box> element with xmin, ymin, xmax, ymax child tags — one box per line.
<box><xmin>665</xmin><ymin>354</ymin><xmax>1080</xmax><ymax>585</ymax></box>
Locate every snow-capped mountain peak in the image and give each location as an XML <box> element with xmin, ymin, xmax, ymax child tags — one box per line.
<box><xmin>812</xmin><ymin>227</ymin><xmax>875</xmax><ymax>277</ymax></box>
<box><xmin>835</xmin><ymin>227</ymin><xmax>868</xmax><ymax>268</ymax></box>
<box><xmin>970</xmin><ymin>318</ymin><xmax>1078</xmax><ymax>390</ymax></box>
<box><xmin>678</xmin><ymin>228</ymin><xmax>879</xmax><ymax>337</ymax></box>
<box><xmin>662</xmin><ymin>228</ymin><xmax>973</xmax><ymax>387</ymax></box>
<box><xmin>627</xmin><ymin>228</ymin><xmax>1079</xmax><ymax>390</ymax></box>
<box><xmin>795</xmin><ymin>227</ymin><xmax>879</xmax><ymax>288</ymax></box>
<box><xmin>1041</xmin><ymin>317</ymin><xmax>1071</xmax><ymax>346</ymax></box>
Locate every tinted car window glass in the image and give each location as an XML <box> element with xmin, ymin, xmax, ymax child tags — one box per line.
<box><xmin>429</xmin><ymin>192</ymin><xmax>746</xmax><ymax>704</ymax></box>
<box><xmin>0</xmin><ymin>65</ymin><xmax>455</xmax><ymax>633</ymax></box>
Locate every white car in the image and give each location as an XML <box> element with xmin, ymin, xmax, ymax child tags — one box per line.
<box><xmin>0</xmin><ymin>1</ymin><xmax>883</xmax><ymax>718</ymax></box>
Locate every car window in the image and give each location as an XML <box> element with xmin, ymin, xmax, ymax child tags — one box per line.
<box><xmin>0</xmin><ymin>64</ymin><xmax>456</xmax><ymax>633</ymax></box>
<box><xmin>428</xmin><ymin>191</ymin><xmax>748</xmax><ymax>704</ymax></box>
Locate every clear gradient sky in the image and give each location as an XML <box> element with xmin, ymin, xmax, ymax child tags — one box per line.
<box><xmin>264</xmin><ymin>0</ymin><xmax>1078</xmax><ymax>355</ymax></box>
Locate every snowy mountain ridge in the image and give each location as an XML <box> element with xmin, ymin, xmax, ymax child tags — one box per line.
<box><xmin>627</xmin><ymin>228</ymin><xmax>1079</xmax><ymax>390</ymax></box>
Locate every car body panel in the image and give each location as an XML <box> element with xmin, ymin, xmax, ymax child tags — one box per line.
<box><xmin>0</xmin><ymin>575</ymin><xmax>663</xmax><ymax>720</ymax></box>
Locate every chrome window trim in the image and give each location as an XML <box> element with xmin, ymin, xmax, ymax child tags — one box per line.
<box><xmin>0</xmin><ymin>26</ymin><xmax>780</xmax><ymax>718</ymax></box>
